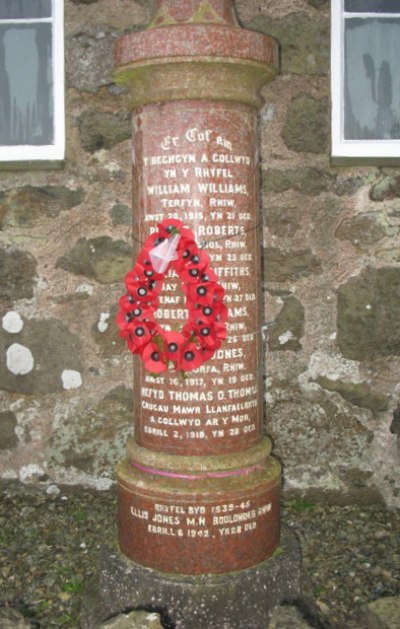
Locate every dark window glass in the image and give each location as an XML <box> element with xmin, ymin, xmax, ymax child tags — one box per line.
<box><xmin>344</xmin><ymin>18</ymin><xmax>400</xmax><ymax>140</ymax></box>
<box><xmin>345</xmin><ymin>0</ymin><xmax>400</xmax><ymax>12</ymax></box>
<box><xmin>0</xmin><ymin>23</ymin><xmax>53</xmax><ymax>145</ymax></box>
<box><xmin>0</xmin><ymin>0</ymin><xmax>52</xmax><ymax>19</ymax></box>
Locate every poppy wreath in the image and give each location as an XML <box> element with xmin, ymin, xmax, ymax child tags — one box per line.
<box><xmin>116</xmin><ymin>218</ymin><xmax>228</xmax><ymax>374</ymax></box>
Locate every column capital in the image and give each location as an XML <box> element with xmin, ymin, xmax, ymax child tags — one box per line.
<box><xmin>115</xmin><ymin>1</ymin><xmax>278</xmax><ymax>110</ymax></box>
<box><xmin>149</xmin><ymin>0</ymin><xmax>239</xmax><ymax>27</ymax></box>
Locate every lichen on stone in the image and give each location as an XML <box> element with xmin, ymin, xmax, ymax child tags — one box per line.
<box><xmin>0</xmin><ymin>318</ymin><xmax>82</xmax><ymax>395</ymax></box>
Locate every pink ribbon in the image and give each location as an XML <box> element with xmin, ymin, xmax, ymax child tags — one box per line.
<box><xmin>130</xmin><ymin>460</ymin><xmax>264</xmax><ymax>480</ymax></box>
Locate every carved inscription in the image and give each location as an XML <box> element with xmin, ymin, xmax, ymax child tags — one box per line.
<box><xmin>134</xmin><ymin>103</ymin><xmax>262</xmax><ymax>453</ymax></box>
<box><xmin>130</xmin><ymin>498</ymin><xmax>273</xmax><ymax>539</ymax></box>
<box><xmin>119</xmin><ymin>476</ymin><xmax>281</xmax><ymax>573</ymax></box>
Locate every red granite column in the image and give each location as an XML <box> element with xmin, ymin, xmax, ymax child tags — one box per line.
<box><xmin>116</xmin><ymin>0</ymin><xmax>279</xmax><ymax>575</ymax></box>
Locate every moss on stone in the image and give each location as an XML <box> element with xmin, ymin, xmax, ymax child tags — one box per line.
<box><xmin>110</xmin><ymin>203</ymin><xmax>131</xmax><ymax>227</ymax></box>
<box><xmin>48</xmin><ymin>387</ymin><xmax>133</xmax><ymax>477</ymax></box>
<box><xmin>266</xmin><ymin>205</ymin><xmax>301</xmax><ymax>238</ymax></box>
<box><xmin>103</xmin><ymin>385</ymin><xmax>134</xmax><ymax>409</ymax></box>
<box><xmin>247</xmin><ymin>12</ymin><xmax>329</xmax><ymax>75</ymax></box>
<box><xmin>334</xmin><ymin>212</ymin><xmax>390</xmax><ymax>246</ymax></box>
<box><xmin>307</xmin><ymin>0</ymin><xmax>329</xmax><ymax>7</ymax></box>
<box><xmin>263</xmin><ymin>167</ymin><xmax>332</xmax><ymax>196</ymax></box>
<box><xmin>376</xmin><ymin>248</ymin><xmax>400</xmax><ymax>262</ymax></box>
<box><xmin>0</xmin><ymin>411</ymin><xmax>18</xmax><ymax>450</ymax></box>
<box><xmin>370</xmin><ymin>175</ymin><xmax>400</xmax><ymax>202</ymax></box>
<box><xmin>282</xmin><ymin>92</ymin><xmax>329</xmax><ymax>154</ymax></box>
<box><xmin>263</xmin><ymin>167</ymin><xmax>366</xmax><ymax>197</ymax></box>
<box><xmin>56</xmin><ymin>237</ymin><xmax>132</xmax><ymax>284</ymax></box>
<box><xmin>0</xmin><ymin>186</ymin><xmax>84</xmax><ymax>229</ymax></box>
<box><xmin>78</xmin><ymin>110</ymin><xmax>131</xmax><ymax>153</ymax></box>
<box><xmin>270</xmin><ymin>396</ymin><xmax>372</xmax><ymax>484</ymax></box>
<box><xmin>0</xmin><ymin>247</ymin><xmax>37</xmax><ymax>302</ymax></box>
<box><xmin>264</xmin><ymin>247</ymin><xmax>322</xmax><ymax>282</ymax></box>
<box><xmin>268</xmin><ymin>296</ymin><xmax>305</xmax><ymax>352</ymax></box>
<box><xmin>364</xmin><ymin>596</ymin><xmax>400</xmax><ymax>629</ymax></box>
<box><xmin>67</xmin><ymin>26</ymin><xmax>124</xmax><ymax>93</ymax></box>
<box><xmin>337</xmin><ymin>267</ymin><xmax>400</xmax><ymax>360</ymax></box>
<box><xmin>315</xmin><ymin>376</ymin><xmax>388</xmax><ymax>413</ymax></box>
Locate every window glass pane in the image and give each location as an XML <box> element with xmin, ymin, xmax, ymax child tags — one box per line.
<box><xmin>344</xmin><ymin>18</ymin><xmax>400</xmax><ymax>140</ymax></box>
<box><xmin>0</xmin><ymin>23</ymin><xmax>53</xmax><ymax>145</ymax></box>
<box><xmin>345</xmin><ymin>0</ymin><xmax>400</xmax><ymax>13</ymax></box>
<box><xmin>0</xmin><ymin>0</ymin><xmax>52</xmax><ymax>20</ymax></box>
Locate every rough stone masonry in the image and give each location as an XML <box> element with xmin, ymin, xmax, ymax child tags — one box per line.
<box><xmin>0</xmin><ymin>0</ymin><xmax>399</xmax><ymax>509</ymax></box>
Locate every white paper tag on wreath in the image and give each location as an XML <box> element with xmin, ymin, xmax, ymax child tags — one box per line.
<box><xmin>149</xmin><ymin>233</ymin><xmax>181</xmax><ymax>273</ymax></box>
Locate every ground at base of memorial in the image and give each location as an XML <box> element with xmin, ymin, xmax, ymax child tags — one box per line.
<box><xmin>0</xmin><ymin>479</ymin><xmax>398</xmax><ymax>629</ymax></box>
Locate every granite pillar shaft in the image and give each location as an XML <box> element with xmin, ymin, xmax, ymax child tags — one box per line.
<box><xmin>132</xmin><ymin>100</ymin><xmax>262</xmax><ymax>455</ymax></box>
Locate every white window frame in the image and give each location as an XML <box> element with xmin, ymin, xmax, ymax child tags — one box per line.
<box><xmin>331</xmin><ymin>0</ymin><xmax>400</xmax><ymax>162</ymax></box>
<box><xmin>0</xmin><ymin>0</ymin><xmax>65</xmax><ymax>164</ymax></box>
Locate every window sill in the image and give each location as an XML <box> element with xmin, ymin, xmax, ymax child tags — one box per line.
<box><xmin>0</xmin><ymin>159</ymin><xmax>65</xmax><ymax>171</ymax></box>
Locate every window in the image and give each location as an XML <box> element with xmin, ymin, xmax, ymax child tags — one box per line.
<box><xmin>331</xmin><ymin>0</ymin><xmax>400</xmax><ymax>161</ymax></box>
<box><xmin>0</xmin><ymin>0</ymin><xmax>64</xmax><ymax>164</ymax></box>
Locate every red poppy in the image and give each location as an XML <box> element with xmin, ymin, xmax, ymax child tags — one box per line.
<box><xmin>127</xmin><ymin>280</ymin><xmax>160</xmax><ymax>303</ymax></box>
<box><xmin>157</xmin><ymin>218</ymin><xmax>184</xmax><ymax>239</ymax></box>
<box><xmin>124</xmin><ymin>262</ymin><xmax>147</xmax><ymax>285</ymax></box>
<box><xmin>129</xmin><ymin>261</ymin><xmax>164</xmax><ymax>284</ymax></box>
<box><xmin>199</xmin><ymin>267</ymin><xmax>218</xmax><ymax>283</ymax></box>
<box><xmin>198</xmin><ymin>321</ymin><xmax>227</xmax><ymax>349</ymax></box>
<box><xmin>142</xmin><ymin>342</ymin><xmax>167</xmax><ymax>373</ymax></box>
<box><xmin>174</xmin><ymin>239</ymin><xmax>199</xmax><ymax>270</ymax></box>
<box><xmin>193</xmin><ymin>301</ymin><xmax>228</xmax><ymax>324</ymax></box>
<box><xmin>163</xmin><ymin>331</ymin><xmax>184</xmax><ymax>363</ymax></box>
<box><xmin>178</xmin><ymin>226</ymin><xmax>195</xmax><ymax>244</ymax></box>
<box><xmin>179</xmin><ymin>250</ymin><xmax>210</xmax><ymax>283</ymax></box>
<box><xmin>118</xmin><ymin>294</ymin><xmax>137</xmax><ymax>312</ymax></box>
<box><xmin>116</xmin><ymin>301</ymin><xmax>155</xmax><ymax>334</ymax></box>
<box><xmin>181</xmin><ymin>321</ymin><xmax>197</xmax><ymax>342</ymax></box>
<box><xmin>178</xmin><ymin>342</ymin><xmax>204</xmax><ymax>371</ymax></box>
<box><xmin>185</xmin><ymin>281</ymin><xmax>224</xmax><ymax>307</ymax></box>
<box><xmin>116</xmin><ymin>309</ymin><xmax>130</xmax><ymax>333</ymax></box>
<box><xmin>126</xmin><ymin>322</ymin><xmax>154</xmax><ymax>351</ymax></box>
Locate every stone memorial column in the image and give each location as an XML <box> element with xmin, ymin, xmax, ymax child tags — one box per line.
<box><xmin>116</xmin><ymin>0</ymin><xmax>280</xmax><ymax>575</ymax></box>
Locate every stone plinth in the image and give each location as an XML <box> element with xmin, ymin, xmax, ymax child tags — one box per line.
<box><xmin>115</xmin><ymin>0</ymin><xmax>280</xmax><ymax>575</ymax></box>
<box><xmin>81</xmin><ymin>527</ymin><xmax>310</xmax><ymax>629</ymax></box>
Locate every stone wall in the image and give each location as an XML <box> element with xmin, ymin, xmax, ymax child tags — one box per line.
<box><xmin>0</xmin><ymin>0</ymin><xmax>399</xmax><ymax>506</ymax></box>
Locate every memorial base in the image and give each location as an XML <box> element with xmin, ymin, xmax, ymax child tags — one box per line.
<box><xmin>81</xmin><ymin>526</ymin><xmax>312</xmax><ymax>629</ymax></box>
<box><xmin>117</xmin><ymin>439</ymin><xmax>281</xmax><ymax>574</ymax></box>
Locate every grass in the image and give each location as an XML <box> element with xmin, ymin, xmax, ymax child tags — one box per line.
<box><xmin>0</xmin><ymin>526</ymin><xmax>17</xmax><ymax>545</ymax></box>
<box><xmin>61</xmin><ymin>580</ymin><xmax>84</xmax><ymax>594</ymax></box>
<box><xmin>288</xmin><ymin>499</ymin><xmax>316</xmax><ymax>511</ymax></box>
<box><xmin>73</xmin><ymin>510</ymin><xmax>88</xmax><ymax>522</ymax></box>
<box><xmin>57</xmin><ymin>611</ymin><xmax>78</xmax><ymax>625</ymax></box>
